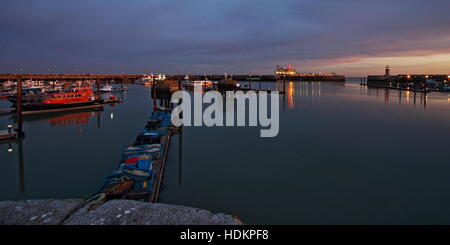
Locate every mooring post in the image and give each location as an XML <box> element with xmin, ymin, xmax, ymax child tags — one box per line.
<box><xmin>96</xmin><ymin>75</ymin><xmax>100</xmax><ymax>98</ymax></box>
<box><xmin>16</xmin><ymin>75</ymin><xmax>24</xmax><ymax>137</ymax></box>
<box><xmin>178</xmin><ymin>126</ymin><xmax>183</xmax><ymax>186</ymax></box>
<box><xmin>18</xmin><ymin>139</ymin><xmax>25</xmax><ymax>193</ymax></box>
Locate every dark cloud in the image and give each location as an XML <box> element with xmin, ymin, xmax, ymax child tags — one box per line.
<box><xmin>1</xmin><ymin>0</ymin><xmax>450</xmax><ymax>75</ymax></box>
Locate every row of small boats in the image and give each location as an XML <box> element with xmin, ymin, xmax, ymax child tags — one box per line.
<box><xmin>90</xmin><ymin>107</ymin><xmax>172</xmax><ymax>204</ymax></box>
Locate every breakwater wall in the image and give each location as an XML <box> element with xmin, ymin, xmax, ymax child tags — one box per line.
<box><xmin>0</xmin><ymin>199</ymin><xmax>243</xmax><ymax>225</ymax></box>
<box><xmin>167</xmin><ymin>74</ymin><xmax>346</xmax><ymax>82</ymax></box>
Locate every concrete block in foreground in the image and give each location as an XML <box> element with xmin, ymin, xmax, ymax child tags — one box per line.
<box><xmin>0</xmin><ymin>199</ymin><xmax>86</xmax><ymax>225</ymax></box>
<box><xmin>64</xmin><ymin>200</ymin><xmax>243</xmax><ymax>225</ymax></box>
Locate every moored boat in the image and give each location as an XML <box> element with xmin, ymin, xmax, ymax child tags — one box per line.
<box><xmin>20</xmin><ymin>87</ymin><xmax>104</xmax><ymax>114</ymax></box>
<box><xmin>184</xmin><ymin>80</ymin><xmax>213</xmax><ymax>90</ymax></box>
<box><xmin>99</xmin><ymin>84</ymin><xmax>114</xmax><ymax>92</ymax></box>
<box><xmin>92</xmin><ymin>107</ymin><xmax>173</xmax><ymax>201</ymax></box>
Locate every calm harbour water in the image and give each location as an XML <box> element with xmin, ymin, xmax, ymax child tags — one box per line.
<box><xmin>1</xmin><ymin>81</ymin><xmax>450</xmax><ymax>224</ymax></box>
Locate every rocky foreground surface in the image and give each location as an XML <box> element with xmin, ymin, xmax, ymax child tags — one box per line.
<box><xmin>0</xmin><ymin>199</ymin><xmax>243</xmax><ymax>225</ymax></box>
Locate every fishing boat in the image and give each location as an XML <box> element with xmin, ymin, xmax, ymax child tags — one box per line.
<box><xmin>99</xmin><ymin>84</ymin><xmax>114</xmax><ymax>92</ymax></box>
<box><xmin>20</xmin><ymin>87</ymin><xmax>103</xmax><ymax>114</ymax></box>
<box><xmin>135</xmin><ymin>76</ymin><xmax>153</xmax><ymax>86</ymax></box>
<box><xmin>104</xmin><ymin>95</ymin><xmax>122</xmax><ymax>104</ymax></box>
<box><xmin>184</xmin><ymin>80</ymin><xmax>213</xmax><ymax>90</ymax></box>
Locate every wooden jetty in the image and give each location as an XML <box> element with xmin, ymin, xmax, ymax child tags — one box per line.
<box><xmin>0</xmin><ymin>125</ymin><xmax>18</xmax><ymax>141</ymax></box>
<box><xmin>149</xmin><ymin>127</ymin><xmax>173</xmax><ymax>203</ymax></box>
<box><xmin>0</xmin><ymin>108</ymin><xmax>15</xmax><ymax>116</ymax></box>
<box><xmin>0</xmin><ymin>130</ymin><xmax>17</xmax><ymax>141</ymax></box>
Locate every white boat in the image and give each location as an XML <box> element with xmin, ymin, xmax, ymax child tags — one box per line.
<box><xmin>99</xmin><ymin>84</ymin><xmax>114</xmax><ymax>92</ymax></box>
<box><xmin>135</xmin><ymin>76</ymin><xmax>153</xmax><ymax>86</ymax></box>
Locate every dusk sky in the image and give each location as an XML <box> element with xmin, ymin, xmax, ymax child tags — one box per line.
<box><xmin>1</xmin><ymin>0</ymin><xmax>450</xmax><ymax>76</ymax></box>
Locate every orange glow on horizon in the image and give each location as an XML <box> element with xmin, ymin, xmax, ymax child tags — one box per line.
<box><xmin>296</xmin><ymin>53</ymin><xmax>450</xmax><ymax>76</ymax></box>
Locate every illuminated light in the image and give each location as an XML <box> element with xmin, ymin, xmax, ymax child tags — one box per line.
<box><xmin>407</xmin><ymin>75</ymin><xmax>411</xmax><ymax>79</ymax></box>
<box><xmin>448</xmin><ymin>75</ymin><xmax>450</xmax><ymax>79</ymax></box>
<box><xmin>110</xmin><ymin>113</ymin><xmax>114</xmax><ymax>119</ymax></box>
<box><xmin>425</xmin><ymin>75</ymin><xmax>429</xmax><ymax>79</ymax></box>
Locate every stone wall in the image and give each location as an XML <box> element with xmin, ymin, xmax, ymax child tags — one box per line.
<box><xmin>0</xmin><ymin>199</ymin><xmax>243</xmax><ymax>225</ymax></box>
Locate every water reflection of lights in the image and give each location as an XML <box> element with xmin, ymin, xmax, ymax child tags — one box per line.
<box><xmin>288</xmin><ymin>82</ymin><xmax>295</xmax><ymax>109</ymax></box>
<box><xmin>406</xmin><ymin>90</ymin><xmax>410</xmax><ymax>103</ymax></box>
<box><xmin>299</xmin><ymin>82</ymin><xmax>321</xmax><ymax>104</ymax></box>
<box><xmin>48</xmin><ymin>111</ymin><xmax>100</xmax><ymax>127</ymax></box>
<box><xmin>111</xmin><ymin>113</ymin><xmax>114</xmax><ymax>120</ymax></box>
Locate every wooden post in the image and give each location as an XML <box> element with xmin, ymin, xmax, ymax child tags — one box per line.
<box><xmin>178</xmin><ymin>126</ymin><xmax>183</xmax><ymax>186</ymax></box>
<box><xmin>18</xmin><ymin>139</ymin><xmax>25</xmax><ymax>193</ymax></box>
<box><xmin>16</xmin><ymin>75</ymin><xmax>24</xmax><ymax>137</ymax></box>
<box><xmin>96</xmin><ymin>75</ymin><xmax>100</xmax><ymax>99</ymax></box>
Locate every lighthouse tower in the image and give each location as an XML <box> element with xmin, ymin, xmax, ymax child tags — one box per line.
<box><xmin>385</xmin><ymin>65</ymin><xmax>391</xmax><ymax>77</ymax></box>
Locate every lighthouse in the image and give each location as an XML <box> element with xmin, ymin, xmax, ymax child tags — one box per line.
<box><xmin>385</xmin><ymin>65</ymin><xmax>391</xmax><ymax>77</ymax></box>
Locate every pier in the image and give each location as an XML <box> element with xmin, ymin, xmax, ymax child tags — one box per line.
<box><xmin>365</xmin><ymin>66</ymin><xmax>450</xmax><ymax>93</ymax></box>
<box><xmin>166</xmin><ymin>74</ymin><xmax>346</xmax><ymax>82</ymax></box>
